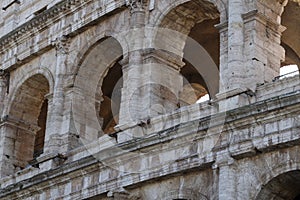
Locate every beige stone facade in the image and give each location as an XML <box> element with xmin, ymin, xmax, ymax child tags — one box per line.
<box><xmin>0</xmin><ymin>0</ymin><xmax>299</xmax><ymax>199</ymax></box>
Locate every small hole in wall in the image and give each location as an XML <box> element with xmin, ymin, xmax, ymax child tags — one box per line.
<box><xmin>5</xmin><ymin>155</ymin><xmax>10</xmax><ymax>159</ymax></box>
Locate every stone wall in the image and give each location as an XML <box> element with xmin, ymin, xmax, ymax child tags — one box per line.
<box><xmin>0</xmin><ymin>0</ymin><xmax>299</xmax><ymax>199</ymax></box>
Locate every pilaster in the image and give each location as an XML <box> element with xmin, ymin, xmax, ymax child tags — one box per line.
<box><xmin>0</xmin><ymin>117</ymin><xmax>40</xmax><ymax>177</ymax></box>
<box><xmin>45</xmin><ymin>36</ymin><xmax>77</xmax><ymax>154</ymax></box>
<box><xmin>117</xmin><ymin>2</ymin><xmax>185</xmax><ymax>142</ymax></box>
<box><xmin>217</xmin><ymin>0</ymin><xmax>287</xmax><ymax>110</ymax></box>
<box><xmin>0</xmin><ymin>70</ymin><xmax>9</xmax><ymax>117</ymax></box>
<box><xmin>117</xmin><ymin>49</ymin><xmax>184</xmax><ymax>143</ymax></box>
<box><xmin>215</xmin><ymin>151</ymin><xmax>237</xmax><ymax>200</ymax></box>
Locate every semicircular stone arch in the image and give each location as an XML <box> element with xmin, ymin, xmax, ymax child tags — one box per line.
<box><xmin>254</xmin><ymin>149</ymin><xmax>300</xmax><ymax>200</ymax></box>
<box><xmin>70</xmin><ymin>28</ymin><xmax>130</xmax><ymax>85</ymax></box>
<box><xmin>4</xmin><ymin>68</ymin><xmax>54</xmax><ymax>116</ymax></box>
<box><xmin>151</xmin><ymin>0</ymin><xmax>227</xmax><ymax>29</ymax></box>
<box><xmin>0</xmin><ymin>73</ymin><xmax>51</xmax><ymax>176</ymax></box>
<box><xmin>281</xmin><ymin>0</ymin><xmax>300</xmax><ymax>69</ymax></box>
<box><xmin>151</xmin><ymin>0</ymin><xmax>222</xmax><ymax>100</ymax></box>
<box><xmin>255</xmin><ymin>170</ymin><xmax>300</xmax><ymax>200</ymax></box>
<box><xmin>72</xmin><ymin>36</ymin><xmax>123</xmax><ymax>142</ymax></box>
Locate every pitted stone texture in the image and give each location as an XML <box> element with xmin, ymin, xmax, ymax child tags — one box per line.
<box><xmin>0</xmin><ymin>0</ymin><xmax>299</xmax><ymax>199</ymax></box>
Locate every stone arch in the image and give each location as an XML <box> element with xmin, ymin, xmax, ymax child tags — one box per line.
<box><xmin>70</xmin><ymin>30</ymin><xmax>129</xmax><ymax>85</ymax></box>
<box><xmin>256</xmin><ymin>170</ymin><xmax>300</xmax><ymax>200</ymax></box>
<box><xmin>0</xmin><ymin>73</ymin><xmax>50</xmax><ymax>176</ymax></box>
<box><xmin>152</xmin><ymin>0</ymin><xmax>221</xmax><ymax>100</ymax></box>
<box><xmin>180</xmin><ymin>83</ymin><xmax>209</xmax><ymax>105</ymax></box>
<box><xmin>254</xmin><ymin>152</ymin><xmax>300</xmax><ymax>200</ymax></box>
<box><xmin>152</xmin><ymin>0</ymin><xmax>227</xmax><ymax>27</ymax></box>
<box><xmin>95</xmin><ymin>58</ymin><xmax>123</xmax><ymax>134</ymax></box>
<box><xmin>281</xmin><ymin>0</ymin><xmax>300</xmax><ymax>70</ymax></box>
<box><xmin>72</xmin><ymin>36</ymin><xmax>123</xmax><ymax>143</ymax></box>
<box><xmin>5</xmin><ymin>67</ymin><xmax>54</xmax><ymax>115</ymax></box>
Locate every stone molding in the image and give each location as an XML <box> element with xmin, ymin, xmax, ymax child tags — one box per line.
<box><xmin>0</xmin><ymin>0</ymin><xmax>81</xmax><ymax>48</ymax></box>
<box><xmin>120</xmin><ymin>48</ymin><xmax>185</xmax><ymax>71</ymax></box>
<box><xmin>52</xmin><ymin>35</ymin><xmax>71</xmax><ymax>55</ymax></box>
<box><xmin>0</xmin><ymin>115</ymin><xmax>40</xmax><ymax>134</ymax></box>
<box><xmin>107</xmin><ymin>188</ymin><xmax>131</xmax><ymax>199</ymax></box>
<box><xmin>126</xmin><ymin>0</ymin><xmax>148</xmax><ymax>11</ymax></box>
<box><xmin>242</xmin><ymin>10</ymin><xmax>286</xmax><ymax>34</ymax></box>
<box><xmin>0</xmin><ymin>70</ymin><xmax>10</xmax><ymax>92</ymax></box>
<box><xmin>0</xmin><ymin>0</ymin><xmax>125</xmax><ymax>51</ymax></box>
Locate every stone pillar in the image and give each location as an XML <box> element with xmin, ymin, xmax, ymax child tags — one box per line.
<box><xmin>242</xmin><ymin>6</ymin><xmax>286</xmax><ymax>87</ymax></box>
<box><xmin>217</xmin><ymin>0</ymin><xmax>287</xmax><ymax>110</ymax></box>
<box><xmin>215</xmin><ymin>21</ymin><xmax>228</xmax><ymax>93</ymax></box>
<box><xmin>117</xmin><ymin>1</ymin><xmax>184</xmax><ymax>142</ymax></box>
<box><xmin>44</xmin><ymin>36</ymin><xmax>75</xmax><ymax>154</ymax></box>
<box><xmin>0</xmin><ymin>70</ymin><xmax>8</xmax><ymax>117</ymax></box>
<box><xmin>216</xmin><ymin>152</ymin><xmax>237</xmax><ymax>200</ymax></box>
<box><xmin>118</xmin><ymin>0</ymin><xmax>146</xmax><ymax>128</ymax></box>
<box><xmin>0</xmin><ymin>71</ymin><xmax>9</xmax><ymax>177</ymax></box>
<box><xmin>0</xmin><ymin>118</ymin><xmax>39</xmax><ymax>177</ymax></box>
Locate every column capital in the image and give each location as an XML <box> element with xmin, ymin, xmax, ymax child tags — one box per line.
<box><xmin>108</xmin><ymin>189</ymin><xmax>141</xmax><ymax>200</ymax></box>
<box><xmin>0</xmin><ymin>69</ymin><xmax>9</xmax><ymax>88</ymax></box>
<box><xmin>107</xmin><ymin>188</ymin><xmax>129</xmax><ymax>200</ymax></box>
<box><xmin>214</xmin><ymin>151</ymin><xmax>236</xmax><ymax>168</ymax></box>
<box><xmin>242</xmin><ymin>10</ymin><xmax>286</xmax><ymax>34</ymax></box>
<box><xmin>52</xmin><ymin>35</ymin><xmax>70</xmax><ymax>55</ymax></box>
<box><xmin>120</xmin><ymin>49</ymin><xmax>185</xmax><ymax>70</ymax></box>
<box><xmin>143</xmin><ymin>49</ymin><xmax>185</xmax><ymax>70</ymax></box>
<box><xmin>127</xmin><ymin>0</ymin><xmax>147</xmax><ymax>12</ymax></box>
<box><xmin>0</xmin><ymin>115</ymin><xmax>40</xmax><ymax>135</ymax></box>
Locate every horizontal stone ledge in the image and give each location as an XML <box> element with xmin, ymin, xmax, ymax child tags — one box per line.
<box><xmin>0</xmin><ymin>151</ymin><xmax>215</xmax><ymax>199</ymax></box>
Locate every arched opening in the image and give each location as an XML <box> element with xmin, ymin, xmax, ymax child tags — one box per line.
<box><xmin>158</xmin><ymin>0</ymin><xmax>220</xmax><ymax>106</ymax></box>
<box><xmin>4</xmin><ymin>74</ymin><xmax>49</xmax><ymax>173</ymax></box>
<box><xmin>98</xmin><ymin>58</ymin><xmax>123</xmax><ymax>134</ymax></box>
<box><xmin>256</xmin><ymin>170</ymin><xmax>300</xmax><ymax>200</ymax></box>
<box><xmin>73</xmin><ymin>36</ymin><xmax>123</xmax><ymax>140</ymax></box>
<box><xmin>281</xmin><ymin>1</ymin><xmax>300</xmax><ymax>71</ymax></box>
<box><xmin>34</xmin><ymin>99</ymin><xmax>48</xmax><ymax>158</ymax></box>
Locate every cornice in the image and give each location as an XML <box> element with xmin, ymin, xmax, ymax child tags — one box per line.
<box><xmin>0</xmin><ymin>0</ymin><xmax>127</xmax><ymax>71</ymax></box>
<box><xmin>0</xmin><ymin>0</ymin><xmax>126</xmax><ymax>51</ymax></box>
<box><xmin>0</xmin><ymin>0</ymin><xmax>80</xmax><ymax>48</ymax></box>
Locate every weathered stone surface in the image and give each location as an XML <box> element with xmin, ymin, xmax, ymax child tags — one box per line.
<box><xmin>0</xmin><ymin>0</ymin><xmax>299</xmax><ymax>199</ymax></box>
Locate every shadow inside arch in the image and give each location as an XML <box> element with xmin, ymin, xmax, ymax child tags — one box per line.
<box><xmin>256</xmin><ymin>170</ymin><xmax>300</xmax><ymax>200</ymax></box>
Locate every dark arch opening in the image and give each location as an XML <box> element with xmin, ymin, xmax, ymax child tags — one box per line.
<box><xmin>4</xmin><ymin>74</ymin><xmax>49</xmax><ymax>174</ymax></box>
<box><xmin>256</xmin><ymin>170</ymin><xmax>300</xmax><ymax>200</ymax></box>
<box><xmin>295</xmin><ymin>194</ymin><xmax>300</xmax><ymax>200</ymax></box>
<box><xmin>281</xmin><ymin>1</ymin><xmax>300</xmax><ymax>70</ymax></box>
<box><xmin>159</xmin><ymin>0</ymin><xmax>220</xmax><ymax>106</ymax></box>
<box><xmin>73</xmin><ymin>36</ymin><xmax>123</xmax><ymax>142</ymax></box>
<box><xmin>34</xmin><ymin>99</ymin><xmax>48</xmax><ymax>158</ymax></box>
<box><xmin>99</xmin><ymin>58</ymin><xmax>123</xmax><ymax>134</ymax></box>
